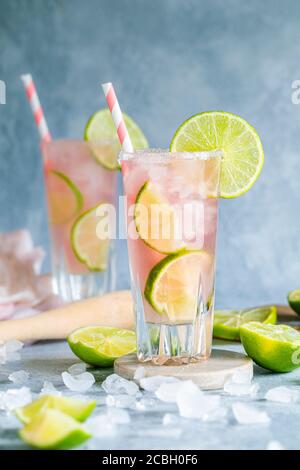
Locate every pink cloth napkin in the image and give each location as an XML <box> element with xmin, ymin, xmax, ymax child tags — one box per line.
<box><xmin>0</xmin><ymin>230</ymin><xmax>61</xmax><ymax>320</ymax></box>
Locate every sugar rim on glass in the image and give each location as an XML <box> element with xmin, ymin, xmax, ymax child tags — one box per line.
<box><xmin>119</xmin><ymin>148</ymin><xmax>223</xmax><ymax>163</ymax></box>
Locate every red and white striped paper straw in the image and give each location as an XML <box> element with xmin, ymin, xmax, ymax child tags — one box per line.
<box><xmin>21</xmin><ymin>74</ymin><xmax>51</xmax><ymax>142</ymax></box>
<box><xmin>101</xmin><ymin>82</ymin><xmax>133</xmax><ymax>152</ymax></box>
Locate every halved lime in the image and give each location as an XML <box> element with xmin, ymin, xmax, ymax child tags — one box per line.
<box><xmin>15</xmin><ymin>395</ymin><xmax>96</xmax><ymax>425</ymax></box>
<box><xmin>68</xmin><ymin>326</ymin><xmax>136</xmax><ymax>367</ymax></box>
<box><xmin>84</xmin><ymin>108</ymin><xmax>148</xmax><ymax>170</ymax></box>
<box><xmin>144</xmin><ymin>249</ymin><xmax>213</xmax><ymax>323</ymax></box>
<box><xmin>71</xmin><ymin>203</ymin><xmax>110</xmax><ymax>271</ymax></box>
<box><xmin>240</xmin><ymin>322</ymin><xmax>300</xmax><ymax>372</ymax></box>
<box><xmin>170</xmin><ymin>111</ymin><xmax>264</xmax><ymax>198</ymax></box>
<box><xmin>288</xmin><ymin>289</ymin><xmax>300</xmax><ymax>315</ymax></box>
<box><xmin>47</xmin><ymin>170</ymin><xmax>83</xmax><ymax>224</ymax></box>
<box><xmin>135</xmin><ymin>181</ymin><xmax>185</xmax><ymax>254</ymax></box>
<box><xmin>19</xmin><ymin>409</ymin><xmax>91</xmax><ymax>450</ymax></box>
<box><xmin>213</xmin><ymin>306</ymin><xmax>277</xmax><ymax>341</ymax></box>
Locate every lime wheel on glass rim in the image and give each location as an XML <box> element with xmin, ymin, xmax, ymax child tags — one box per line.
<box><xmin>84</xmin><ymin>108</ymin><xmax>148</xmax><ymax>170</ymax></box>
<box><xmin>170</xmin><ymin>111</ymin><xmax>264</xmax><ymax>198</ymax></box>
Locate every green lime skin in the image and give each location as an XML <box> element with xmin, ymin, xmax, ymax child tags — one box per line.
<box><xmin>288</xmin><ymin>289</ymin><xmax>300</xmax><ymax>315</ymax></box>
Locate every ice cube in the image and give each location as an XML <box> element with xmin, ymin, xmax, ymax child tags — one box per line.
<box><xmin>133</xmin><ymin>366</ymin><xmax>145</xmax><ymax>381</ymax></box>
<box><xmin>176</xmin><ymin>381</ymin><xmax>220</xmax><ymax>419</ymax></box>
<box><xmin>143</xmin><ymin>427</ymin><xmax>183</xmax><ymax>438</ymax></box>
<box><xmin>0</xmin><ymin>387</ymin><xmax>32</xmax><ymax>411</ymax></box>
<box><xmin>232</xmin><ymin>402</ymin><xmax>270</xmax><ymax>425</ymax></box>
<box><xmin>62</xmin><ymin>371</ymin><xmax>95</xmax><ymax>392</ymax></box>
<box><xmin>86</xmin><ymin>414</ymin><xmax>116</xmax><ymax>438</ymax></box>
<box><xmin>68</xmin><ymin>363</ymin><xmax>87</xmax><ymax>376</ymax></box>
<box><xmin>162</xmin><ymin>413</ymin><xmax>180</xmax><ymax>426</ymax></box>
<box><xmin>265</xmin><ymin>386</ymin><xmax>300</xmax><ymax>404</ymax></box>
<box><xmin>266</xmin><ymin>440</ymin><xmax>286</xmax><ymax>450</ymax></box>
<box><xmin>102</xmin><ymin>374</ymin><xmax>139</xmax><ymax>395</ymax></box>
<box><xmin>8</xmin><ymin>370</ymin><xmax>29</xmax><ymax>385</ymax></box>
<box><xmin>202</xmin><ymin>406</ymin><xmax>228</xmax><ymax>422</ymax></box>
<box><xmin>40</xmin><ymin>381</ymin><xmax>61</xmax><ymax>396</ymax></box>
<box><xmin>0</xmin><ymin>340</ymin><xmax>24</xmax><ymax>364</ymax></box>
<box><xmin>155</xmin><ymin>382</ymin><xmax>182</xmax><ymax>403</ymax></box>
<box><xmin>106</xmin><ymin>394</ymin><xmax>137</xmax><ymax>409</ymax></box>
<box><xmin>107</xmin><ymin>407</ymin><xmax>131</xmax><ymax>424</ymax></box>
<box><xmin>230</xmin><ymin>368</ymin><xmax>253</xmax><ymax>384</ymax></box>
<box><xmin>5</xmin><ymin>340</ymin><xmax>24</xmax><ymax>353</ymax></box>
<box><xmin>136</xmin><ymin>397</ymin><xmax>157</xmax><ymax>411</ymax></box>
<box><xmin>224</xmin><ymin>382</ymin><xmax>259</xmax><ymax>397</ymax></box>
<box><xmin>140</xmin><ymin>375</ymin><xmax>179</xmax><ymax>392</ymax></box>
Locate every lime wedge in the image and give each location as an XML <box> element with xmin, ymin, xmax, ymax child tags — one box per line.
<box><xmin>170</xmin><ymin>111</ymin><xmax>264</xmax><ymax>198</ymax></box>
<box><xmin>68</xmin><ymin>326</ymin><xmax>136</xmax><ymax>367</ymax></box>
<box><xmin>19</xmin><ymin>409</ymin><xmax>91</xmax><ymax>450</ymax></box>
<box><xmin>15</xmin><ymin>395</ymin><xmax>96</xmax><ymax>425</ymax></box>
<box><xmin>135</xmin><ymin>180</ymin><xmax>185</xmax><ymax>254</ymax></box>
<box><xmin>288</xmin><ymin>289</ymin><xmax>300</xmax><ymax>315</ymax></box>
<box><xmin>240</xmin><ymin>322</ymin><xmax>300</xmax><ymax>372</ymax></box>
<box><xmin>47</xmin><ymin>170</ymin><xmax>83</xmax><ymax>224</ymax></box>
<box><xmin>84</xmin><ymin>108</ymin><xmax>148</xmax><ymax>170</ymax></box>
<box><xmin>144</xmin><ymin>249</ymin><xmax>213</xmax><ymax>323</ymax></box>
<box><xmin>213</xmin><ymin>306</ymin><xmax>277</xmax><ymax>341</ymax></box>
<box><xmin>71</xmin><ymin>203</ymin><xmax>110</xmax><ymax>271</ymax></box>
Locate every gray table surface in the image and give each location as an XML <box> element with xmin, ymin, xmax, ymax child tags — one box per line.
<box><xmin>0</xmin><ymin>339</ymin><xmax>299</xmax><ymax>451</ymax></box>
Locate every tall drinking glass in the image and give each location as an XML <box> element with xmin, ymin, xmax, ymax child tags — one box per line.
<box><xmin>41</xmin><ymin>140</ymin><xmax>118</xmax><ymax>302</ymax></box>
<box><xmin>120</xmin><ymin>149</ymin><xmax>221</xmax><ymax>364</ymax></box>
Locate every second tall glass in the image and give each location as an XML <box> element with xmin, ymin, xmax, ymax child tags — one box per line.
<box><xmin>120</xmin><ymin>149</ymin><xmax>221</xmax><ymax>364</ymax></box>
<box><xmin>42</xmin><ymin>140</ymin><xmax>118</xmax><ymax>302</ymax></box>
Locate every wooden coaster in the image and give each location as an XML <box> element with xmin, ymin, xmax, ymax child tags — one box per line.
<box><xmin>114</xmin><ymin>349</ymin><xmax>253</xmax><ymax>390</ymax></box>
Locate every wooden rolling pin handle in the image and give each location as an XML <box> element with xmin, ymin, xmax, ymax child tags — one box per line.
<box><xmin>0</xmin><ymin>290</ymin><xmax>134</xmax><ymax>343</ymax></box>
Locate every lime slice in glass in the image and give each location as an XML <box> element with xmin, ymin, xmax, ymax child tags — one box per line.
<box><xmin>144</xmin><ymin>249</ymin><xmax>213</xmax><ymax>323</ymax></box>
<box><xmin>288</xmin><ymin>289</ymin><xmax>300</xmax><ymax>315</ymax></box>
<box><xmin>15</xmin><ymin>395</ymin><xmax>96</xmax><ymax>425</ymax></box>
<box><xmin>68</xmin><ymin>326</ymin><xmax>136</xmax><ymax>367</ymax></box>
<box><xmin>84</xmin><ymin>108</ymin><xmax>148</xmax><ymax>170</ymax></box>
<box><xmin>170</xmin><ymin>111</ymin><xmax>264</xmax><ymax>198</ymax></box>
<box><xmin>240</xmin><ymin>322</ymin><xmax>300</xmax><ymax>372</ymax></box>
<box><xmin>71</xmin><ymin>203</ymin><xmax>110</xmax><ymax>271</ymax></box>
<box><xmin>213</xmin><ymin>306</ymin><xmax>277</xmax><ymax>341</ymax></box>
<box><xmin>19</xmin><ymin>409</ymin><xmax>91</xmax><ymax>450</ymax></box>
<box><xmin>47</xmin><ymin>170</ymin><xmax>83</xmax><ymax>224</ymax></box>
<box><xmin>135</xmin><ymin>180</ymin><xmax>185</xmax><ymax>254</ymax></box>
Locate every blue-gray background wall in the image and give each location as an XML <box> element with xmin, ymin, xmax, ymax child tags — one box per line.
<box><xmin>1</xmin><ymin>0</ymin><xmax>299</xmax><ymax>308</ymax></box>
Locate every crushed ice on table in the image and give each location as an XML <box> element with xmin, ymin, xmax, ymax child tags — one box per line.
<box><xmin>40</xmin><ymin>381</ymin><xmax>61</xmax><ymax>396</ymax></box>
<box><xmin>136</xmin><ymin>397</ymin><xmax>157</xmax><ymax>411</ymax></box>
<box><xmin>140</xmin><ymin>375</ymin><xmax>180</xmax><ymax>392</ymax></box>
<box><xmin>224</xmin><ymin>382</ymin><xmax>259</xmax><ymax>398</ymax></box>
<box><xmin>176</xmin><ymin>381</ymin><xmax>220</xmax><ymax>419</ymax></box>
<box><xmin>266</xmin><ymin>440</ymin><xmax>286</xmax><ymax>450</ymax></box>
<box><xmin>8</xmin><ymin>370</ymin><xmax>29</xmax><ymax>385</ymax></box>
<box><xmin>223</xmin><ymin>367</ymin><xmax>258</xmax><ymax>397</ymax></box>
<box><xmin>0</xmin><ymin>340</ymin><xmax>24</xmax><ymax>364</ymax></box>
<box><xmin>202</xmin><ymin>406</ymin><xmax>228</xmax><ymax>423</ymax></box>
<box><xmin>87</xmin><ymin>414</ymin><xmax>117</xmax><ymax>438</ymax></box>
<box><xmin>133</xmin><ymin>366</ymin><xmax>145</xmax><ymax>381</ymax></box>
<box><xmin>102</xmin><ymin>374</ymin><xmax>139</xmax><ymax>395</ymax></box>
<box><xmin>232</xmin><ymin>402</ymin><xmax>270</xmax><ymax>425</ymax></box>
<box><xmin>0</xmin><ymin>413</ymin><xmax>22</xmax><ymax>429</ymax></box>
<box><xmin>155</xmin><ymin>381</ymin><xmax>182</xmax><ymax>403</ymax></box>
<box><xmin>143</xmin><ymin>427</ymin><xmax>183</xmax><ymax>438</ymax></box>
<box><xmin>0</xmin><ymin>387</ymin><xmax>32</xmax><ymax>411</ymax></box>
<box><xmin>265</xmin><ymin>386</ymin><xmax>300</xmax><ymax>404</ymax></box>
<box><xmin>106</xmin><ymin>394</ymin><xmax>137</xmax><ymax>409</ymax></box>
<box><xmin>163</xmin><ymin>413</ymin><xmax>180</xmax><ymax>426</ymax></box>
<box><xmin>62</xmin><ymin>371</ymin><xmax>95</xmax><ymax>392</ymax></box>
<box><xmin>68</xmin><ymin>363</ymin><xmax>87</xmax><ymax>376</ymax></box>
<box><xmin>107</xmin><ymin>407</ymin><xmax>131</xmax><ymax>424</ymax></box>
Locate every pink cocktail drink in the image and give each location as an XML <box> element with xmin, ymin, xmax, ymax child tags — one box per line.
<box><xmin>121</xmin><ymin>149</ymin><xmax>221</xmax><ymax>364</ymax></box>
<box><xmin>42</xmin><ymin>140</ymin><xmax>117</xmax><ymax>302</ymax></box>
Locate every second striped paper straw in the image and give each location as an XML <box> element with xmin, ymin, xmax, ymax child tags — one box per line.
<box><xmin>101</xmin><ymin>82</ymin><xmax>133</xmax><ymax>152</ymax></box>
<box><xmin>21</xmin><ymin>74</ymin><xmax>52</xmax><ymax>143</ymax></box>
